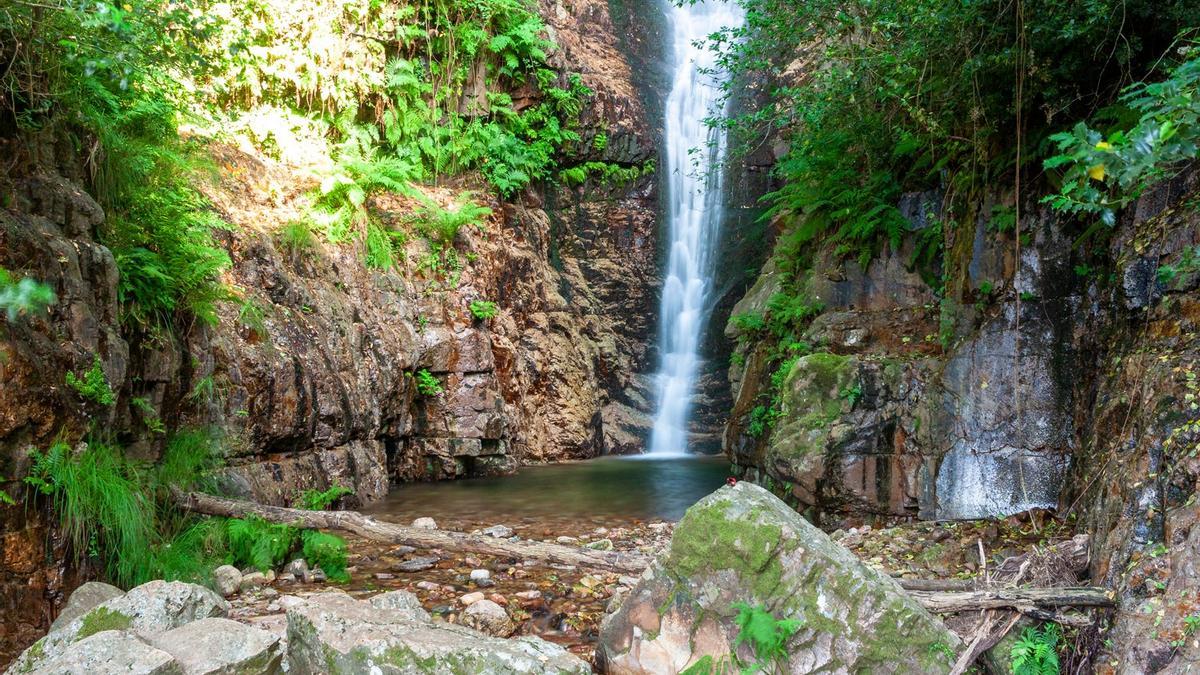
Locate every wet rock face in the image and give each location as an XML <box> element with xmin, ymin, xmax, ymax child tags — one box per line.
<box><xmin>598</xmin><ymin>482</ymin><xmax>958</xmax><ymax>673</ymax></box>
<box><xmin>724</xmin><ymin>194</ymin><xmax>1084</xmax><ymax>523</ymax></box>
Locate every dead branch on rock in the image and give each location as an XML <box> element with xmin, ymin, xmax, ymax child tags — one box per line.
<box><xmin>174</xmin><ymin>490</ymin><xmax>652</xmax><ymax>574</ymax></box>
<box><xmin>908</xmin><ymin>587</ymin><xmax>1113</xmax><ymax>614</ymax></box>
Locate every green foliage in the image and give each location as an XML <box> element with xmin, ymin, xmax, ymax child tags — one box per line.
<box><xmin>301</xmin><ymin>530</ymin><xmax>350</xmax><ymax>582</ymax></box>
<box><xmin>226</xmin><ymin>516</ymin><xmax>299</xmax><ymax>572</ymax></box>
<box><xmin>278</xmin><ymin>220</ymin><xmax>317</xmax><ymax>261</ymax></box>
<box><xmin>412</xmin><ymin>195</ymin><xmax>492</xmax><ymax>248</ymax></box>
<box><xmin>732</xmin><ymin>603</ymin><xmax>800</xmax><ymax>673</ymax></box>
<box><xmin>23</xmin><ymin>431</ymin><xmax>228</xmax><ymax>587</ymax></box>
<box><xmin>236</xmin><ymin>296</ymin><xmax>268</xmax><ymax>340</ymax></box>
<box><xmin>25</xmin><ymin>441</ymin><xmax>155</xmax><ymax>586</ymax></box>
<box><xmin>66</xmin><ymin>355</ymin><xmax>116</xmax><ymax>407</ymax></box>
<box><xmin>415</xmin><ymin>368</ymin><xmax>444</xmax><ymax>396</ymax></box>
<box><xmin>297</xmin><ymin>484</ymin><xmax>354</xmax><ymax>511</ymax></box>
<box><xmin>838</xmin><ymin>383</ymin><xmax>863</xmax><ymax>409</ymax></box>
<box><xmin>715</xmin><ymin>0</ymin><xmax>1192</xmax><ymax>273</ymax></box>
<box><xmin>0</xmin><ymin>270</ymin><xmax>55</xmax><ymax>321</ymax></box>
<box><xmin>469</xmin><ymin>300</ymin><xmax>500</xmax><ymax>320</ymax></box>
<box><xmin>1045</xmin><ymin>48</ymin><xmax>1200</xmax><ymax>227</ymax></box>
<box><xmin>1011</xmin><ymin>623</ymin><xmax>1061</xmax><ymax>675</ymax></box>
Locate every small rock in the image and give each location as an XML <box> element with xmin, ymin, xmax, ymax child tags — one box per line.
<box><xmin>213</xmin><ymin>565</ymin><xmax>243</xmax><ymax>597</ymax></box>
<box><xmin>555</xmin><ymin>536</ymin><xmax>579</xmax><ymax>545</ymax></box>
<box><xmin>470</xmin><ymin>569</ymin><xmax>491</xmax><ymax>582</ymax></box>
<box><xmin>391</xmin><ymin>545</ymin><xmax>417</xmax><ymax>556</ymax></box>
<box><xmin>515</xmin><ymin>590</ymin><xmax>542</xmax><ymax>602</ymax></box>
<box><xmin>395</xmin><ymin>556</ymin><xmax>440</xmax><ymax>573</ymax></box>
<box><xmin>476</xmin><ymin>578</ymin><xmax>495</xmax><ymax>588</ymax></box>
<box><xmin>415</xmin><ymin>581</ymin><xmax>441</xmax><ymax>591</ymax></box>
<box><xmin>460</xmin><ymin>599</ymin><xmax>514</xmax><ymax>637</ymax></box>
<box><xmin>647</xmin><ymin>523</ymin><xmax>671</xmax><ymax>533</ymax></box>
<box><xmin>464</xmin><ymin>556</ymin><xmax>483</xmax><ymax>567</ymax></box>
<box><xmin>459</xmin><ymin>592</ymin><xmax>485</xmax><ymax>606</ymax></box>
<box><xmin>489</xmin><ymin>594</ymin><xmax>508</xmax><ymax>606</ymax></box>
<box><xmin>277</xmin><ymin>596</ymin><xmax>305</xmax><ymax>611</ymax></box>
<box><xmin>276</xmin><ymin>572</ymin><xmax>296</xmax><ymax>584</ymax></box>
<box><xmin>585</xmin><ymin>538</ymin><xmax>614</xmax><ymax>551</ymax></box>
<box><xmin>411</xmin><ymin>517</ymin><xmax>438</xmax><ymax>529</ymax></box>
<box><xmin>310</xmin><ymin>568</ymin><xmax>327</xmax><ymax>583</ymax></box>
<box><xmin>261</xmin><ymin>588</ymin><xmax>279</xmax><ymax>599</ymax></box>
<box><xmin>374</xmin><ymin>573</ymin><xmax>395</xmax><ymax>580</ymax></box>
<box><xmin>284</xmin><ymin>558</ymin><xmax>309</xmax><ymax>581</ymax></box>
<box><xmin>594</xmin><ymin>527</ymin><xmax>609</xmax><ymax>535</ymax></box>
<box><xmin>240</xmin><ymin>572</ymin><xmax>268</xmax><ymax>590</ymax></box>
<box><xmin>266</xmin><ymin>602</ymin><xmax>281</xmax><ymax>613</ymax></box>
<box><xmin>481</xmin><ymin>525</ymin><xmax>513</xmax><ymax>538</ymax></box>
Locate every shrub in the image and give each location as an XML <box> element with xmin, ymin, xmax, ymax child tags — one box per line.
<box><xmin>66</xmin><ymin>355</ymin><xmax>116</xmax><ymax>407</ymax></box>
<box><xmin>0</xmin><ymin>270</ymin><xmax>55</xmax><ymax>320</ymax></box>
<box><xmin>1011</xmin><ymin>623</ymin><xmax>1061</xmax><ymax>675</ymax></box>
<box><xmin>469</xmin><ymin>300</ymin><xmax>499</xmax><ymax>320</ymax></box>
<box><xmin>415</xmin><ymin>369</ymin><xmax>444</xmax><ymax>396</ymax></box>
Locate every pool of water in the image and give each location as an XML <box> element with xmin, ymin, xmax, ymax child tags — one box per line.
<box><xmin>363</xmin><ymin>455</ymin><xmax>731</xmax><ymax>530</ymax></box>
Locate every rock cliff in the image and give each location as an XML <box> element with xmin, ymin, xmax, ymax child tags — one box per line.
<box><xmin>0</xmin><ymin>0</ymin><xmax>667</xmax><ymax>660</ymax></box>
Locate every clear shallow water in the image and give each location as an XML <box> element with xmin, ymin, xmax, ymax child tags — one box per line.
<box><xmin>364</xmin><ymin>456</ymin><xmax>731</xmax><ymax>526</ymax></box>
<box><xmin>648</xmin><ymin>0</ymin><xmax>744</xmax><ymax>455</ymax></box>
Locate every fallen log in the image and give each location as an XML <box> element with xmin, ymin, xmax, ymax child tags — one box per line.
<box><xmin>174</xmin><ymin>490</ymin><xmax>652</xmax><ymax>574</ymax></box>
<box><xmin>908</xmin><ymin>586</ymin><xmax>1114</xmax><ymax>614</ymax></box>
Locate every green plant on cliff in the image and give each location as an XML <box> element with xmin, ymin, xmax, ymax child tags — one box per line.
<box><xmin>65</xmin><ymin>355</ymin><xmax>117</xmax><ymax>407</ymax></box>
<box><xmin>469</xmin><ymin>300</ymin><xmax>500</xmax><ymax>320</ymax></box>
<box><xmin>732</xmin><ymin>602</ymin><xmax>801</xmax><ymax>673</ymax></box>
<box><xmin>0</xmin><ymin>270</ymin><xmax>55</xmax><ymax>321</ymax></box>
<box><xmin>1011</xmin><ymin>623</ymin><xmax>1061</xmax><ymax>675</ymax></box>
<box><xmin>415</xmin><ymin>368</ymin><xmax>444</xmax><ymax>396</ymax></box>
<box><xmin>1045</xmin><ymin>47</ymin><xmax>1200</xmax><ymax>230</ymax></box>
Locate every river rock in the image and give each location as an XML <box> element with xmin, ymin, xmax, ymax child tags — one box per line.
<box><xmin>239</xmin><ymin>572</ymin><xmax>268</xmax><ymax>590</ymax></box>
<box><xmin>284</xmin><ymin>558</ymin><xmax>310</xmax><ymax>582</ymax></box>
<box><xmin>411</xmin><ymin>517</ymin><xmax>438</xmax><ymax>529</ymax></box>
<box><xmin>460</xmin><ymin>600</ymin><xmax>514</xmax><ymax>637</ymax></box>
<box><xmin>585</xmin><ymin>538</ymin><xmax>613</xmax><ymax>551</ymax></box>
<box><xmin>460</xmin><ymin>592</ymin><xmax>485</xmax><ymax>606</ymax></box>
<box><xmin>597</xmin><ymin>482</ymin><xmax>959</xmax><ymax>673</ymax></box>
<box><xmin>49</xmin><ymin>582</ymin><xmax>125</xmax><ymax>633</ymax></box>
<box><xmin>150</xmin><ymin>618</ymin><xmax>282</xmax><ymax>674</ymax></box>
<box><xmin>28</xmin><ymin>631</ymin><xmax>181</xmax><ymax>675</ymax></box>
<box><xmin>9</xmin><ymin>581</ymin><xmax>229</xmax><ymax>673</ymax></box>
<box><xmin>368</xmin><ymin>591</ymin><xmax>431</xmax><ymax>622</ymax></box>
<box><xmin>470</xmin><ymin>569</ymin><xmax>491</xmax><ymax>582</ymax></box>
<box><xmin>395</xmin><ymin>556</ymin><xmax>439</xmax><ymax>573</ymax></box>
<box><xmin>213</xmin><ymin>565</ymin><xmax>242</xmax><ymax>597</ymax></box>
<box><xmin>285</xmin><ymin>591</ymin><xmax>589</xmax><ymax>673</ymax></box>
<box><xmin>481</xmin><ymin>525</ymin><xmax>513</xmax><ymax>538</ymax></box>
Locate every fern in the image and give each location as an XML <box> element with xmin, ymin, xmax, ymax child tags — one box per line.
<box><xmin>65</xmin><ymin>355</ymin><xmax>117</xmax><ymax>407</ymax></box>
<box><xmin>732</xmin><ymin>603</ymin><xmax>800</xmax><ymax>673</ymax></box>
<box><xmin>297</xmin><ymin>484</ymin><xmax>354</xmax><ymax>511</ymax></box>
<box><xmin>1011</xmin><ymin>624</ymin><xmax>1061</xmax><ymax>675</ymax></box>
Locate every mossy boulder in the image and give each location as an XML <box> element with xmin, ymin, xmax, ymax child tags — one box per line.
<box><xmin>284</xmin><ymin>591</ymin><xmax>589</xmax><ymax>674</ymax></box>
<box><xmin>6</xmin><ymin>581</ymin><xmax>228</xmax><ymax>673</ymax></box>
<box><xmin>25</xmin><ymin>631</ymin><xmax>182</xmax><ymax>675</ymax></box>
<box><xmin>597</xmin><ymin>482</ymin><xmax>959</xmax><ymax>673</ymax></box>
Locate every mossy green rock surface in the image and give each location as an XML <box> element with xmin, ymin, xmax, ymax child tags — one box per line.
<box><xmin>285</xmin><ymin>591</ymin><xmax>590</xmax><ymax>674</ymax></box>
<box><xmin>597</xmin><ymin>482</ymin><xmax>958</xmax><ymax>673</ymax></box>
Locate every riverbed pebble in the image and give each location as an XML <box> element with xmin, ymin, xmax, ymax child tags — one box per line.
<box><xmin>470</xmin><ymin>569</ymin><xmax>491</xmax><ymax>582</ymax></box>
<box><xmin>460</xmin><ymin>591</ymin><xmax>485</xmax><ymax>606</ymax></box>
<box><xmin>481</xmin><ymin>525</ymin><xmax>513</xmax><ymax>538</ymax></box>
<box><xmin>213</xmin><ymin>565</ymin><xmax>242</xmax><ymax>597</ymax></box>
<box><xmin>411</xmin><ymin>517</ymin><xmax>438</xmax><ymax>529</ymax></box>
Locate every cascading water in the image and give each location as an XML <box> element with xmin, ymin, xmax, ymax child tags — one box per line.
<box><xmin>647</xmin><ymin>0</ymin><xmax>743</xmax><ymax>456</ymax></box>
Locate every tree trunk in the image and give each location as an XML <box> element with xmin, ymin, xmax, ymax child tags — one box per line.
<box><xmin>174</xmin><ymin>491</ymin><xmax>652</xmax><ymax>574</ymax></box>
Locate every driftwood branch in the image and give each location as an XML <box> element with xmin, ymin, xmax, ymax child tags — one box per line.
<box><xmin>908</xmin><ymin>586</ymin><xmax>1114</xmax><ymax>614</ymax></box>
<box><xmin>174</xmin><ymin>490</ymin><xmax>652</xmax><ymax>574</ymax></box>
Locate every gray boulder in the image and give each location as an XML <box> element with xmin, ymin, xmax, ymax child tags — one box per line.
<box><xmin>285</xmin><ymin>591</ymin><xmax>589</xmax><ymax>673</ymax></box>
<box><xmin>460</xmin><ymin>600</ymin><xmax>514</xmax><ymax>637</ymax></box>
<box><xmin>368</xmin><ymin>591</ymin><xmax>431</xmax><ymax>621</ymax></box>
<box><xmin>150</xmin><ymin>618</ymin><xmax>282</xmax><ymax>674</ymax></box>
<box><xmin>212</xmin><ymin>565</ymin><xmax>242</xmax><ymax>598</ymax></box>
<box><xmin>49</xmin><ymin>582</ymin><xmax>125</xmax><ymax>633</ymax></box>
<box><xmin>29</xmin><ymin>630</ymin><xmax>181</xmax><ymax>675</ymax></box>
<box><xmin>598</xmin><ymin>482</ymin><xmax>959</xmax><ymax>673</ymax></box>
<box><xmin>8</xmin><ymin>581</ymin><xmax>229</xmax><ymax>673</ymax></box>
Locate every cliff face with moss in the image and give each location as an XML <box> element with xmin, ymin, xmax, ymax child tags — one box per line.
<box><xmin>0</xmin><ymin>0</ymin><xmax>667</xmax><ymax>658</ymax></box>
<box><xmin>724</xmin><ymin>172</ymin><xmax>1200</xmax><ymax>670</ymax></box>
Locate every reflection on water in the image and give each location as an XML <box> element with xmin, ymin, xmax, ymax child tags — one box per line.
<box><xmin>364</xmin><ymin>455</ymin><xmax>731</xmax><ymax>526</ymax></box>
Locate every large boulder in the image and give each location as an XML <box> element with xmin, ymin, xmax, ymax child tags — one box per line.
<box><xmin>149</xmin><ymin>618</ymin><xmax>282</xmax><ymax>674</ymax></box>
<box><xmin>8</xmin><ymin>581</ymin><xmax>228</xmax><ymax>673</ymax></box>
<box><xmin>48</xmin><ymin>582</ymin><xmax>125</xmax><ymax>633</ymax></box>
<box><xmin>285</xmin><ymin>591</ymin><xmax>589</xmax><ymax>674</ymax></box>
<box><xmin>28</xmin><ymin>630</ymin><xmax>181</xmax><ymax>675</ymax></box>
<box><xmin>598</xmin><ymin>482</ymin><xmax>959</xmax><ymax>673</ymax></box>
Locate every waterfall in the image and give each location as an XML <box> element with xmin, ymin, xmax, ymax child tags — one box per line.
<box><xmin>647</xmin><ymin>0</ymin><xmax>742</xmax><ymax>456</ymax></box>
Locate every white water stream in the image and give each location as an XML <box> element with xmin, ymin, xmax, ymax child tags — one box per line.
<box><xmin>647</xmin><ymin>0</ymin><xmax>743</xmax><ymax>455</ymax></box>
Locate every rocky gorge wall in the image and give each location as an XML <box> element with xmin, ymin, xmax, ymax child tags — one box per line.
<box><xmin>0</xmin><ymin>0</ymin><xmax>670</xmax><ymax>659</ymax></box>
<box><xmin>724</xmin><ymin>171</ymin><xmax>1200</xmax><ymax>671</ymax></box>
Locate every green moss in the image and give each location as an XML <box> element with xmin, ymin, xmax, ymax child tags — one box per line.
<box><xmin>76</xmin><ymin>607</ymin><xmax>133</xmax><ymax>639</ymax></box>
<box><xmin>668</xmin><ymin>498</ymin><xmax>792</xmax><ymax>601</ymax></box>
<box><xmin>782</xmin><ymin>352</ymin><xmax>855</xmax><ymax>431</ymax></box>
